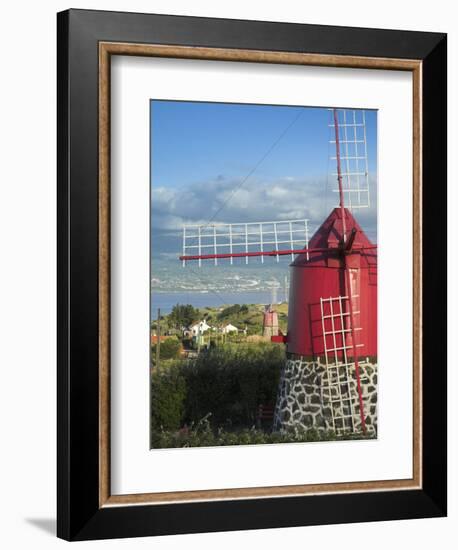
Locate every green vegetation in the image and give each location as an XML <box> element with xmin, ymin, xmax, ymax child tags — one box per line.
<box><xmin>182</xmin><ymin>343</ymin><xmax>285</xmax><ymax>427</ymax></box>
<box><xmin>151</xmin><ymin>342</ymin><xmax>285</xmax><ymax>438</ymax></box>
<box><xmin>213</xmin><ymin>302</ymin><xmax>289</xmax><ymax>334</ymax></box>
<box><xmin>151</xmin><ymin>302</ymin><xmax>288</xmax><ymax>336</ymax></box>
<box><xmin>151</xmin><ymin>415</ymin><xmax>376</xmax><ymax>448</ymax></box>
<box><xmin>217</xmin><ymin>303</ymin><xmax>248</xmax><ymax>320</ymax></box>
<box><xmin>168</xmin><ymin>304</ymin><xmax>200</xmax><ymax>329</ymax></box>
<box><xmin>151</xmin><ymin>337</ymin><xmax>182</xmax><ymax>361</ymax></box>
<box><xmin>150</xmin><ymin>363</ymin><xmax>186</xmax><ymax>431</ymax></box>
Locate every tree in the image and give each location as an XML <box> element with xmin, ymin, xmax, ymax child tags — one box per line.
<box><xmin>217</xmin><ymin>304</ymin><xmax>241</xmax><ymax>320</ymax></box>
<box><xmin>168</xmin><ymin>304</ymin><xmax>199</xmax><ymax>329</ymax></box>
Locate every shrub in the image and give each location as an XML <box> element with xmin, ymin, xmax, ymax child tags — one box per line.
<box><xmin>150</xmin><ymin>423</ymin><xmax>373</xmax><ymax>449</ymax></box>
<box><xmin>149</xmin><ymin>342</ymin><xmax>285</xmax><ymax>434</ymax></box>
<box><xmin>151</xmin><ymin>337</ymin><xmax>182</xmax><ymax>361</ymax></box>
<box><xmin>151</xmin><ymin>363</ymin><xmax>186</xmax><ymax>431</ymax></box>
<box><xmin>181</xmin><ymin>343</ymin><xmax>285</xmax><ymax>428</ymax></box>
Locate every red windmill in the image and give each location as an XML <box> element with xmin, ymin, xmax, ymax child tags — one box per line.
<box><xmin>179</xmin><ymin>108</ymin><xmax>377</xmax><ymax>435</ymax></box>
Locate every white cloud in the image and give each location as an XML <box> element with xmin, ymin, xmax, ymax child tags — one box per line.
<box><xmin>151</xmin><ymin>173</ymin><xmax>377</xmax><ymax>242</ymax></box>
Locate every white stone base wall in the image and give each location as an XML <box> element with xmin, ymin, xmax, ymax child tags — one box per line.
<box><xmin>273</xmin><ymin>357</ymin><xmax>377</xmax><ymax>435</ymax></box>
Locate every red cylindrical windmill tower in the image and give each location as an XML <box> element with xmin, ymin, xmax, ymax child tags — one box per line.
<box><xmin>286</xmin><ymin>207</ymin><xmax>377</xmax><ymax>359</ymax></box>
<box><xmin>263</xmin><ymin>304</ymin><xmax>279</xmax><ymax>339</ymax></box>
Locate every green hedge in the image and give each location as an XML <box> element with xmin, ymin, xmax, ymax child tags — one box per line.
<box><xmin>151</xmin><ymin>343</ymin><xmax>284</xmax><ymax>433</ymax></box>
<box><xmin>150</xmin><ymin>416</ymin><xmax>375</xmax><ymax>448</ymax></box>
<box><xmin>151</xmin><ymin>363</ymin><xmax>186</xmax><ymax>431</ymax></box>
<box><xmin>182</xmin><ymin>343</ymin><xmax>284</xmax><ymax>428</ymax></box>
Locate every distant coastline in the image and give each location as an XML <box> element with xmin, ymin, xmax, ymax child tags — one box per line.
<box><xmin>150</xmin><ymin>290</ymin><xmax>281</xmax><ymax>315</ymax></box>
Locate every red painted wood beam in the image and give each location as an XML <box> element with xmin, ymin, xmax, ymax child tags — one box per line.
<box><xmin>179</xmin><ymin>245</ymin><xmax>377</xmax><ymax>262</ymax></box>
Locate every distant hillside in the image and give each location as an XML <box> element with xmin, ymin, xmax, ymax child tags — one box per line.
<box><xmin>155</xmin><ymin>302</ymin><xmax>288</xmax><ymax>336</ymax></box>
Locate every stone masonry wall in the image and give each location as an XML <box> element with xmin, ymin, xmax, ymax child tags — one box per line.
<box><xmin>273</xmin><ymin>356</ymin><xmax>378</xmax><ymax>435</ymax></box>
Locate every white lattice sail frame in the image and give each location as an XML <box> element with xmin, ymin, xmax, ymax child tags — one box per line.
<box><xmin>329</xmin><ymin>108</ymin><xmax>370</xmax><ymax>210</ymax></box>
<box><xmin>181</xmin><ymin>219</ymin><xmax>310</xmax><ymax>266</ymax></box>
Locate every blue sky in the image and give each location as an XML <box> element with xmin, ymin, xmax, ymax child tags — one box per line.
<box><xmin>150</xmin><ymin>100</ymin><xmax>377</xmax><ymax>260</ymax></box>
<box><xmin>151</xmin><ymin>101</ymin><xmax>377</xmax><ymax>187</ymax></box>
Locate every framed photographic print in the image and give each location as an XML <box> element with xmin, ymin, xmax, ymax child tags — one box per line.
<box><xmin>57</xmin><ymin>9</ymin><xmax>447</xmax><ymax>541</ymax></box>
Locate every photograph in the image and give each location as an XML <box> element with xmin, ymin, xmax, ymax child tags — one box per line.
<box><xmin>53</xmin><ymin>7</ymin><xmax>446</xmax><ymax>541</ymax></box>
<box><xmin>149</xmin><ymin>101</ymin><xmax>378</xmax><ymax>448</ymax></box>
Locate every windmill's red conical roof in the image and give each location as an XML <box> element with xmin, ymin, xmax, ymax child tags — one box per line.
<box><xmin>292</xmin><ymin>207</ymin><xmax>376</xmax><ymax>268</ymax></box>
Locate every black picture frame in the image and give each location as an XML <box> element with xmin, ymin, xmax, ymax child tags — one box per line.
<box><xmin>57</xmin><ymin>8</ymin><xmax>447</xmax><ymax>541</ymax></box>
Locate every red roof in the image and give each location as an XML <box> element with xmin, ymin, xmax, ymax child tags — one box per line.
<box><xmin>292</xmin><ymin>207</ymin><xmax>376</xmax><ymax>269</ymax></box>
<box><xmin>151</xmin><ymin>335</ymin><xmax>171</xmax><ymax>345</ymax></box>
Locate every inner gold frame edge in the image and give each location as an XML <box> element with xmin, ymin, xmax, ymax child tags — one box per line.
<box><xmin>98</xmin><ymin>42</ymin><xmax>422</xmax><ymax>507</ymax></box>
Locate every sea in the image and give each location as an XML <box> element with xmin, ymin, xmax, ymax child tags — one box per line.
<box><xmin>150</xmin><ymin>257</ymin><xmax>291</xmax><ymax>315</ymax></box>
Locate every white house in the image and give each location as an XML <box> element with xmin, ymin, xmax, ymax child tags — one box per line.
<box><xmin>189</xmin><ymin>319</ymin><xmax>211</xmax><ymax>336</ymax></box>
<box><xmin>221</xmin><ymin>323</ymin><xmax>239</xmax><ymax>335</ymax></box>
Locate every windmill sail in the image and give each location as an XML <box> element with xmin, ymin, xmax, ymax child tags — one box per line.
<box><xmin>328</xmin><ymin>107</ymin><xmax>370</xmax><ymax>433</ymax></box>
<box><xmin>329</xmin><ymin>109</ymin><xmax>370</xmax><ymax>210</ymax></box>
<box><xmin>181</xmin><ymin>219</ymin><xmax>310</xmax><ymax>266</ymax></box>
